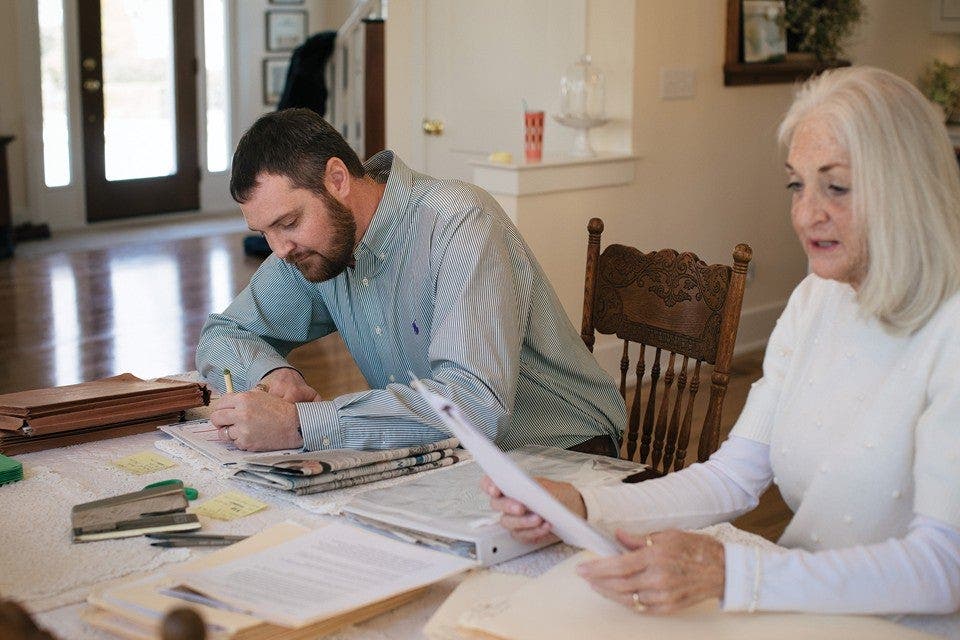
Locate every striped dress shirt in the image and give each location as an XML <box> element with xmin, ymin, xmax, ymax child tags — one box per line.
<box><xmin>196</xmin><ymin>151</ymin><xmax>625</xmax><ymax>451</ymax></box>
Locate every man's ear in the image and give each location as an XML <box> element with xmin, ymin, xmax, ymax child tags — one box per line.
<box><xmin>324</xmin><ymin>157</ymin><xmax>351</xmax><ymax>200</ymax></box>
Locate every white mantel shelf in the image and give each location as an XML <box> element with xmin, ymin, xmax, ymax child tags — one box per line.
<box><xmin>470</xmin><ymin>152</ymin><xmax>639</xmax><ymax>197</ymax></box>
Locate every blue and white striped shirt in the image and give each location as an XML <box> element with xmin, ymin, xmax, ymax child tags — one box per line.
<box><xmin>196</xmin><ymin>152</ymin><xmax>625</xmax><ymax>451</ymax></box>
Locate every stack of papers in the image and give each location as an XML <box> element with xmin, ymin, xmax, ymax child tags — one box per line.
<box><xmin>0</xmin><ymin>374</ymin><xmax>209</xmax><ymax>455</ymax></box>
<box><xmin>0</xmin><ymin>453</ymin><xmax>22</xmax><ymax>485</ymax></box>
<box><xmin>234</xmin><ymin>437</ymin><xmax>462</xmax><ymax>495</ymax></box>
<box><xmin>85</xmin><ymin>520</ymin><xmax>475</xmax><ymax>639</ymax></box>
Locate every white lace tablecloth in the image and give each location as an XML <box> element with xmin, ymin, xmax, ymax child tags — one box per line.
<box><xmin>0</xmin><ymin>430</ymin><xmax>847</xmax><ymax>640</ymax></box>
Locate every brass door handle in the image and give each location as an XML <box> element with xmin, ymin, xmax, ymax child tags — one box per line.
<box><xmin>422</xmin><ymin>119</ymin><xmax>444</xmax><ymax>136</ymax></box>
<box><xmin>83</xmin><ymin>79</ymin><xmax>102</xmax><ymax>92</ymax></box>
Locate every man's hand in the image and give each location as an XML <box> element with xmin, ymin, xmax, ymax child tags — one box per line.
<box><xmin>576</xmin><ymin>529</ymin><xmax>725</xmax><ymax>614</ymax></box>
<box><xmin>260</xmin><ymin>367</ymin><xmax>320</xmax><ymax>402</ymax></box>
<box><xmin>210</xmin><ymin>388</ymin><xmax>303</xmax><ymax>451</ymax></box>
<box><xmin>481</xmin><ymin>475</ymin><xmax>586</xmax><ymax>543</ymax></box>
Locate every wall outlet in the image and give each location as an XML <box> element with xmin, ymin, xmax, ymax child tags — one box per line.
<box><xmin>659</xmin><ymin>68</ymin><xmax>696</xmax><ymax>100</ymax></box>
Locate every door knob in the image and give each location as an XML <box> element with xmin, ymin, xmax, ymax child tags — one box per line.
<box><xmin>83</xmin><ymin>79</ymin><xmax>102</xmax><ymax>92</ymax></box>
<box><xmin>422</xmin><ymin>119</ymin><xmax>444</xmax><ymax>136</ymax></box>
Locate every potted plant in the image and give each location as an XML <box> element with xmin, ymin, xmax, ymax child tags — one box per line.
<box><xmin>920</xmin><ymin>60</ymin><xmax>960</xmax><ymax>123</ymax></box>
<box><xmin>784</xmin><ymin>0</ymin><xmax>865</xmax><ymax>63</ymax></box>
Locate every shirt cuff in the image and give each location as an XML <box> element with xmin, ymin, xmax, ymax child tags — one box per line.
<box><xmin>297</xmin><ymin>401</ymin><xmax>343</xmax><ymax>451</ymax></box>
<box><xmin>246</xmin><ymin>358</ymin><xmax>300</xmax><ymax>392</ymax></box>
<box><xmin>722</xmin><ymin>543</ymin><xmax>760</xmax><ymax>612</ymax></box>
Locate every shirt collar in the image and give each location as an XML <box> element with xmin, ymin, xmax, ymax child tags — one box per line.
<box><xmin>355</xmin><ymin>150</ymin><xmax>412</xmax><ymax>267</ymax></box>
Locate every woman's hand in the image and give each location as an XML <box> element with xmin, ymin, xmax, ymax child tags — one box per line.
<box><xmin>481</xmin><ymin>475</ymin><xmax>586</xmax><ymax>543</ymax></box>
<box><xmin>576</xmin><ymin>529</ymin><xmax>725</xmax><ymax>614</ymax></box>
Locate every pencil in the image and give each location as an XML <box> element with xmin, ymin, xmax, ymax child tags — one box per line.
<box><xmin>223</xmin><ymin>368</ymin><xmax>235</xmax><ymax>394</ymax></box>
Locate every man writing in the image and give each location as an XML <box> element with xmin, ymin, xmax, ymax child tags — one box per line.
<box><xmin>197</xmin><ymin>109</ymin><xmax>624</xmax><ymax>455</ymax></box>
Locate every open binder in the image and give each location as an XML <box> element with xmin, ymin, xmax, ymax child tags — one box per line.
<box><xmin>343</xmin><ymin>445</ymin><xmax>647</xmax><ymax>566</ymax></box>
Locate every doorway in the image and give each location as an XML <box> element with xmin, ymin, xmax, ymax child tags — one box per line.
<box><xmin>77</xmin><ymin>0</ymin><xmax>199</xmax><ymax>222</ymax></box>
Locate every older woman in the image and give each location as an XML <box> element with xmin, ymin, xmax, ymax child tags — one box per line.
<box><xmin>483</xmin><ymin>66</ymin><xmax>960</xmax><ymax>634</ymax></box>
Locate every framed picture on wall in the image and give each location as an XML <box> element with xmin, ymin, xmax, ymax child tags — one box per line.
<box><xmin>263</xmin><ymin>58</ymin><xmax>290</xmax><ymax>105</ymax></box>
<box><xmin>742</xmin><ymin>0</ymin><xmax>787</xmax><ymax>63</ymax></box>
<box><xmin>266</xmin><ymin>10</ymin><xmax>307</xmax><ymax>52</ymax></box>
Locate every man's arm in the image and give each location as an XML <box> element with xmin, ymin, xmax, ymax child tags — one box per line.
<box><xmin>298</xmin><ymin>203</ymin><xmax>529</xmax><ymax>451</ymax></box>
<box><xmin>196</xmin><ymin>254</ymin><xmax>335</xmax><ymax>393</ymax></box>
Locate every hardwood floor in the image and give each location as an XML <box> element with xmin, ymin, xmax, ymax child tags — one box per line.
<box><xmin>0</xmin><ymin>221</ymin><xmax>791</xmax><ymax>541</ymax></box>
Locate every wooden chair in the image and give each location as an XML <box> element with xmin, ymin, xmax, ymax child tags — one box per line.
<box><xmin>580</xmin><ymin>218</ymin><xmax>752</xmax><ymax>474</ymax></box>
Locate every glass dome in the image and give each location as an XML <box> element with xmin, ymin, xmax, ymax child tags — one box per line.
<box><xmin>560</xmin><ymin>54</ymin><xmax>605</xmax><ymax>121</ymax></box>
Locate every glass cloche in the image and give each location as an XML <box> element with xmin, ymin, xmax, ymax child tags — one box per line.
<box><xmin>554</xmin><ymin>54</ymin><xmax>609</xmax><ymax>157</ymax></box>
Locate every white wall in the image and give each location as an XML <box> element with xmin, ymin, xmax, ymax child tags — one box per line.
<box><xmin>386</xmin><ymin>0</ymin><xmax>960</xmax><ymax>369</ymax></box>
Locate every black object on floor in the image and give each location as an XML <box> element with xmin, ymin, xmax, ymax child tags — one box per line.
<box><xmin>12</xmin><ymin>222</ymin><xmax>51</xmax><ymax>242</ymax></box>
<box><xmin>243</xmin><ymin>234</ymin><xmax>272</xmax><ymax>258</ymax></box>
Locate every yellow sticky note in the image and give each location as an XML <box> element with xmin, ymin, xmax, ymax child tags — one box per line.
<box><xmin>191</xmin><ymin>491</ymin><xmax>268</xmax><ymax>521</ymax></box>
<box><xmin>113</xmin><ymin>451</ymin><xmax>177</xmax><ymax>475</ymax></box>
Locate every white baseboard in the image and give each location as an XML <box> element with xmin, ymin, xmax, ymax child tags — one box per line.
<box><xmin>591</xmin><ymin>299</ymin><xmax>786</xmax><ymax>387</ymax></box>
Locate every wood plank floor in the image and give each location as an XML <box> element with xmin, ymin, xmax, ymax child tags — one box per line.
<box><xmin>0</xmin><ymin>222</ymin><xmax>791</xmax><ymax>541</ymax></box>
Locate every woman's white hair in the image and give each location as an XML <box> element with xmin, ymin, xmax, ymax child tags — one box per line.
<box><xmin>778</xmin><ymin>66</ymin><xmax>960</xmax><ymax>333</ymax></box>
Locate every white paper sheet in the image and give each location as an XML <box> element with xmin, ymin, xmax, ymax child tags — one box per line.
<box><xmin>158</xmin><ymin>419</ymin><xmax>300</xmax><ymax>466</ymax></box>
<box><xmin>176</xmin><ymin>521</ymin><xmax>476</xmax><ymax>627</ymax></box>
<box><xmin>409</xmin><ymin>379</ymin><xmax>622</xmax><ymax>557</ymax></box>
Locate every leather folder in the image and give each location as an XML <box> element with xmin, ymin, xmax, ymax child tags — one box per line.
<box><xmin>0</xmin><ymin>374</ymin><xmax>209</xmax><ymax>455</ymax></box>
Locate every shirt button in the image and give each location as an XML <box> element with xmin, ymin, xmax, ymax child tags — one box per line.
<box><xmin>361</xmin><ymin>277</ymin><xmax>369</xmax><ymax>286</ymax></box>
<box><xmin>379</xmin><ymin>253</ymin><xmax>386</xmax><ymax>259</ymax></box>
<box><xmin>374</xmin><ymin>326</ymin><xmax>382</xmax><ymax>335</ymax></box>
<box><xmin>322</xmin><ymin>437</ymin><xmax>331</xmax><ymax>446</ymax></box>
<box><xmin>389</xmin><ymin>374</ymin><xmax>396</xmax><ymax>382</ymax></box>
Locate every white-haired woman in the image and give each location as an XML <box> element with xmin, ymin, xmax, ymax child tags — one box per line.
<box><xmin>483</xmin><ymin>66</ymin><xmax>960</xmax><ymax>635</ymax></box>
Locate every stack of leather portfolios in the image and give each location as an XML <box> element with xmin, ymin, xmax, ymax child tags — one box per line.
<box><xmin>0</xmin><ymin>374</ymin><xmax>209</xmax><ymax>455</ymax></box>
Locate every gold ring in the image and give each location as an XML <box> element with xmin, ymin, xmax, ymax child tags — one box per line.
<box><xmin>645</xmin><ymin>535</ymin><xmax>653</xmax><ymax>547</ymax></box>
<box><xmin>632</xmin><ymin>591</ymin><xmax>646</xmax><ymax>612</ymax></box>
<box><xmin>255</xmin><ymin>383</ymin><xmax>270</xmax><ymax>393</ymax></box>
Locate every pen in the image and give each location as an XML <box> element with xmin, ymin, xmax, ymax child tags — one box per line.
<box><xmin>150</xmin><ymin>538</ymin><xmax>243</xmax><ymax>548</ymax></box>
<box><xmin>223</xmin><ymin>368</ymin><xmax>235</xmax><ymax>394</ymax></box>
<box><xmin>146</xmin><ymin>533</ymin><xmax>248</xmax><ymax>542</ymax></box>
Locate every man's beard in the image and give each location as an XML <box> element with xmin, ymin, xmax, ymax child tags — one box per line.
<box><xmin>286</xmin><ymin>193</ymin><xmax>357</xmax><ymax>283</ymax></box>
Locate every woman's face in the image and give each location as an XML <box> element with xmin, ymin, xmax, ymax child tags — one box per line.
<box><xmin>786</xmin><ymin>118</ymin><xmax>867</xmax><ymax>288</ymax></box>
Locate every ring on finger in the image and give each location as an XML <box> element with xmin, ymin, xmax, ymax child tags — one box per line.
<box><xmin>632</xmin><ymin>591</ymin><xmax>646</xmax><ymax>613</ymax></box>
<box><xmin>255</xmin><ymin>383</ymin><xmax>270</xmax><ymax>393</ymax></box>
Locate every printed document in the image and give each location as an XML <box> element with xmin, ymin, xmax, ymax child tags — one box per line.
<box><xmin>409</xmin><ymin>379</ymin><xmax>622</xmax><ymax>557</ymax></box>
<box><xmin>175</xmin><ymin>521</ymin><xmax>475</xmax><ymax>627</ymax></box>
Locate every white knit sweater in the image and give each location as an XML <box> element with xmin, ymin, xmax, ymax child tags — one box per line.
<box><xmin>578</xmin><ymin>275</ymin><xmax>960</xmax><ymax>635</ymax></box>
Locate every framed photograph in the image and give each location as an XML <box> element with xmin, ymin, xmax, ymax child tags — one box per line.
<box><xmin>266</xmin><ymin>10</ymin><xmax>307</xmax><ymax>52</ymax></box>
<box><xmin>263</xmin><ymin>58</ymin><xmax>290</xmax><ymax>105</ymax></box>
<box><xmin>742</xmin><ymin>0</ymin><xmax>786</xmax><ymax>63</ymax></box>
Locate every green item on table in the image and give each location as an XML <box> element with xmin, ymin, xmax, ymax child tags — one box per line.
<box><xmin>0</xmin><ymin>454</ymin><xmax>23</xmax><ymax>485</ymax></box>
<box><xmin>143</xmin><ymin>478</ymin><xmax>199</xmax><ymax>501</ymax></box>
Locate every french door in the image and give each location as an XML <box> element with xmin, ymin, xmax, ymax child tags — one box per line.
<box><xmin>77</xmin><ymin>0</ymin><xmax>199</xmax><ymax>222</ymax></box>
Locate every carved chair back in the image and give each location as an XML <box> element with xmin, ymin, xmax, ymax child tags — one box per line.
<box><xmin>580</xmin><ymin>218</ymin><xmax>752</xmax><ymax>473</ymax></box>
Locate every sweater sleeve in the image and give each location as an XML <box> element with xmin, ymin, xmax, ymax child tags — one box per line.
<box><xmin>723</xmin><ymin>514</ymin><xmax>960</xmax><ymax>615</ymax></box>
<box><xmin>577</xmin><ymin>435</ymin><xmax>773</xmax><ymax>533</ymax></box>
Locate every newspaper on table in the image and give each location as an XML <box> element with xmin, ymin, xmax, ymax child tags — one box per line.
<box><xmin>232</xmin><ymin>436</ymin><xmax>463</xmax><ymax>495</ymax></box>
